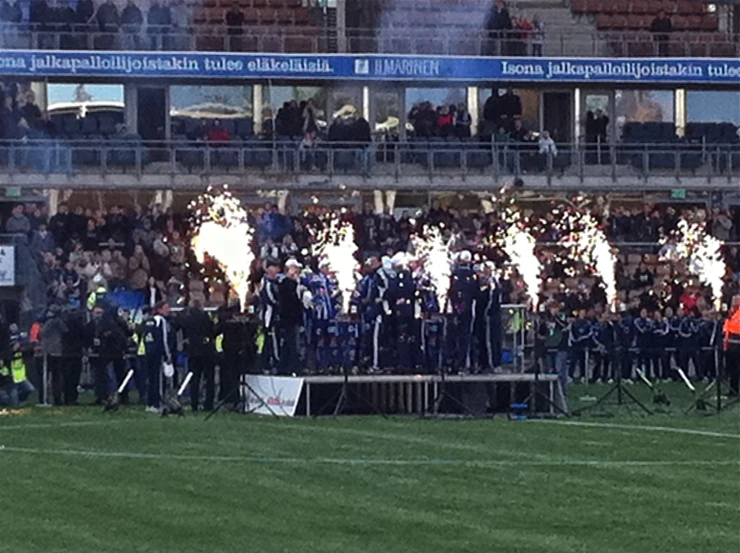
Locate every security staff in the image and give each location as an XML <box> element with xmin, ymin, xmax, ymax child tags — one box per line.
<box><xmin>450</xmin><ymin>250</ymin><xmax>477</xmax><ymax>371</ymax></box>
<box><xmin>177</xmin><ymin>298</ymin><xmax>215</xmax><ymax>411</ymax></box>
<box><xmin>723</xmin><ymin>296</ymin><xmax>740</xmax><ymax>395</ymax></box>
<box><xmin>0</xmin><ymin>331</ymin><xmax>34</xmax><ymax>407</ymax></box>
<box><xmin>139</xmin><ymin>301</ymin><xmax>172</xmax><ymax>412</ymax></box>
<box><xmin>259</xmin><ymin>257</ymin><xmax>281</xmax><ymax>372</ymax></box>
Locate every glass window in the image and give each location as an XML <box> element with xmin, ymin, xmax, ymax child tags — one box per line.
<box><xmin>615</xmin><ymin>89</ymin><xmax>674</xmax><ymax>137</ymax></box>
<box><xmin>373</xmin><ymin>91</ymin><xmax>401</xmax><ymax>137</ymax></box>
<box><xmin>170</xmin><ymin>85</ymin><xmax>253</xmax><ymax>137</ymax></box>
<box><xmin>686</xmin><ymin>91</ymin><xmax>740</xmax><ymax>125</ymax></box>
<box><xmin>264</xmin><ymin>85</ymin><xmax>327</xmax><ymax>136</ymax></box>
<box><xmin>478</xmin><ymin>88</ymin><xmax>539</xmax><ymax>134</ymax></box>
<box><xmin>46</xmin><ymin>83</ymin><xmax>124</xmax><ymax>120</ymax></box>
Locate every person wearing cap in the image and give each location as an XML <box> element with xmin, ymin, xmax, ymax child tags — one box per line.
<box><xmin>450</xmin><ymin>250</ymin><xmax>478</xmax><ymax>371</ymax></box>
<box><xmin>278</xmin><ymin>258</ymin><xmax>305</xmax><ymax>375</ymax></box>
<box><xmin>0</xmin><ymin>327</ymin><xmax>34</xmax><ymax>407</ymax></box>
<box><xmin>259</xmin><ymin>257</ymin><xmax>281</xmax><ymax>373</ymax></box>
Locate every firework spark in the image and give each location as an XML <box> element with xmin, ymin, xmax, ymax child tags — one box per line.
<box><xmin>190</xmin><ymin>187</ymin><xmax>255</xmax><ymax>310</ymax></box>
<box><xmin>500</xmin><ymin>210</ymin><xmax>542</xmax><ymax>311</ymax></box>
<box><xmin>313</xmin><ymin>219</ymin><xmax>359</xmax><ymax>314</ymax></box>
<box><xmin>412</xmin><ymin>226</ymin><xmax>452</xmax><ymax>313</ymax></box>
<box><xmin>560</xmin><ymin>211</ymin><xmax>618</xmax><ymax>311</ymax></box>
<box><xmin>661</xmin><ymin>218</ymin><xmax>726</xmax><ymax>309</ymax></box>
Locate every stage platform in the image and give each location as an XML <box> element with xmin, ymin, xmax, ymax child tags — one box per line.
<box><xmin>298</xmin><ymin>373</ymin><xmax>567</xmax><ymax>417</ymax></box>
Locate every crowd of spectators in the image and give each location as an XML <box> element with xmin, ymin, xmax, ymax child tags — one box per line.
<box><xmin>8</xmin><ymin>198</ymin><xmax>738</xmax><ymax>318</ymax></box>
<box><xmin>483</xmin><ymin>1</ymin><xmax>545</xmax><ymax>57</ymax></box>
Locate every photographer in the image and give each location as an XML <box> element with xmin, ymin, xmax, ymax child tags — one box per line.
<box><xmin>0</xmin><ymin>327</ymin><xmax>35</xmax><ymax>407</ymax></box>
<box><xmin>177</xmin><ymin>298</ymin><xmax>215</xmax><ymax>412</ymax></box>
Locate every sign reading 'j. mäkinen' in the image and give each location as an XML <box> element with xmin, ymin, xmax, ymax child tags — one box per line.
<box><xmin>0</xmin><ymin>50</ymin><xmax>737</xmax><ymax>84</ymax></box>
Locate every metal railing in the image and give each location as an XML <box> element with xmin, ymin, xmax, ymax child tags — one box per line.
<box><xmin>0</xmin><ymin>138</ymin><xmax>737</xmax><ymax>184</ymax></box>
<box><xmin>0</xmin><ymin>23</ymin><xmax>736</xmax><ymax>57</ymax></box>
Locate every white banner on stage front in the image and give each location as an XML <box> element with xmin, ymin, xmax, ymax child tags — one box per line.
<box><xmin>243</xmin><ymin>375</ymin><xmax>304</xmax><ymax>417</ymax></box>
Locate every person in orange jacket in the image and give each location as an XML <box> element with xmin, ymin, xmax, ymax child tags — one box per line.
<box><xmin>723</xmin><ymin>295</ymin><xmax>740</xmax><ymax>395</ymax></box>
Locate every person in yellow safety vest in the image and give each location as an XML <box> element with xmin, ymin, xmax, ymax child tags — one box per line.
<box><xmin>87</xmin><ymin>285</ymin><xmax>109</xmax><ymax>310</ymax></box>
<box><xmin>0</xmin><ymin>336</ymin><xmax>35</xmax><ymax>407</ymax></box>
<box><xmin>723</xmin><ymin>295</ymin><xmax>740</xmax><ymax>396</ymax></box>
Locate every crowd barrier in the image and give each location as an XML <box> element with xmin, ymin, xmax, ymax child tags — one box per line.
<box><xmin>1</xmin><ymin>139</ymin><xmax>737</xmax><ymax>185</ymax></box>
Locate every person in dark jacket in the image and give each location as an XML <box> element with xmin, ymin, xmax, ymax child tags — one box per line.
<box><xmin>450</xmin><ymin>251</ymin><xmax>478</xmax><ymax>372</ymax></box>
<box><xmin>61</xmin><ymin>306</ymin><xmax>84</xmax><ymax>404</ymax></box>
<box><xmin>139</xmin><ymin>300</ymin><xmax>172</xmax><ymax>412</ymax></box>
<box><xmin>84</xmin><ymin>303</ymin><xmax>129</xmax><ymax>405</ymax></box>
<box><xmin>650</xmin><ymin>10</ymin><xmax>672</xmax><ymax>57</ymax></box>
<box><xmin>697</xmin><ymin>311</ymin><xmax>720</xmax><ymax>381</ymax></box>
<box><xmin>147</xmin><ymin>0</ymin><xmax>171</xmax><ymax>50</ymax></box>
<box><xmin>591</xmin><ymin>312</ymin><xmax>614</xmax><ymax>383</ymax></box>
<box><xmin>650</xmin><ymin>309</ymin><xmax>670</xmax><ymax>380</ymax></box>
<box><xmin>260</xmin><ymin>257</ymin><xmax>281</xmax><ymax>372</ymax></box>
<box><xmin>224</xmin><ymin>1</ymin><xmax>244</xmax><ymax>50</ymax></box>
<box><xmin>177</xmin><ymin>298</ymin><xmax>215</xmax><ymax>411</ymax></box>
<box><xmin>40</xmin><ymin>305</ymin><xmax>68</xmax><ymax>405</ymax></box>
<box><xmin>278</xmin><ymin>259</ymin><xmax>305</xmax><ymax>375</ymax></box>
<box><xmin>121</xmin><ymin>0</ymin><xmax>143</xmax><ymax>49</ymax></box>
<box><xmin>676</xmin><ymin>306</ymin><xmax>701</xmax><ymax>380</ymax></box>
<box><xmin>633</xmin><ymin>307</ymin><xmax>653</xmax><ymax>378</ymax></box>
<box><xmin>94</xmin><ymin>0</ymin><xmax>120</xmax><ymax>49</ymax></box>
<box><xmin>616</xmin><ymin>310</ymin><xmax>635</xmax><ymax>381</ymax></box>
<box><xmin>568</xmin><ymin>308</ymin><xmax>592</xmax><ymax>382</ymax></box>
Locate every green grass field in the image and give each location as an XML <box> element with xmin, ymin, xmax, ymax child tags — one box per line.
<box><xmin>1</xmin><ymin>383</ymin><xmax>739</xmax><ymax>553</ymax></box>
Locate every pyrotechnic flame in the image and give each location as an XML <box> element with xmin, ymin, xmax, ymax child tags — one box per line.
<box><xmin>500</xmin><ymin>210</ymin><xmax>542</xmax><ymax>311</ymax></box>
<box><xmin>560</xmin><ymin>211</ymin><xmax>618</xmax><ymax>311</ymax></box>
<box><xmin>190</xmin><ymin>187</ymin><xmax>254</xmax><ymax>310</ymax></box>
<box><xmin>661</xmin><ymin>219</ymin><xmax>726</xmax><ymax>309</ymax></box>
<box><xmin>412</xmin><ymin>226</ymin><xmax>452</xmax><ymax>313</ymax></box>
<box><xmin>313</xmin><ymin>219</ymin><xmax>359</xmax><ymax>314</ymax></box>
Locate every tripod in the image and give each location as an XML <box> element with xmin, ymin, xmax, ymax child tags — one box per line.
<box><xmin>423</xmin><ymin>368</ymin><xmax>480</xmax><ymax>418</ymax></box>
<box><xmin>205</xmin><ymin>373</ymin><xmax>279</xmax><ymax>420</ymax></box>
<box><xmin>314</xmin><ymin>365</ymin><xmax>387</xmax><ymax>417</ymax></box>
<box><xmin>685</xmin><ymin>347</ymin><xmax>739</xmax><ymax>414</ymax></box>
<box><xmin>572</xmin><ymin>346</ymin><xmax>651</xmax><ymax>416</ymax></box>
<box><xmin>520</xmin><ymin>355</ymin><xmax>569</xmax><ymax>418</ymax></box>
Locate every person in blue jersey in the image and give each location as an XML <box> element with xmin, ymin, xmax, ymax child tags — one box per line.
<box><xmin>591</xmin><ymin>311</ymin><xmax>614</xmax><ymax>383</ymax></box>
<box><xmin>633</xmin><ymin>307</ymin><xmax>654</xmax><ymax>378</ymax></box>
<box><xmin>697</xmin><ymin>309</ymin><xmax>720</xmax><ymax>381</ymax></box>
<box><xmin>616</xmin><ymin>307</ymin><xmax>635</xmax><ymax>382</ymax></box>
<box><xmin>356</xmin><ymin>257</ymin><xmax>382</xmax><ymax>368</ymax></box>
<box><xmin>568</xmin><ymin>308</ymin><xmax>593</xmax><ymax>382</ymax></box>
<box><xmin>677</xmin><ymin>306</ymin><xmax>701</xmax><ymax>380</ymax></box>
<box><xmin>305</xmin><ymin>257</ymin><xmax>340</xmax><ymax>370</ymax></box>
<box><xmin>392</xmin><ymin>252</ymin><xmax>419</xmax><ymax>371</ymax></box>
<box><xmin>650</xmin><ymin>309</ymin><xmax>670</xmax><ymax>381</ymax></box>
<box><xmin>450</xmin><ymin>250</ymin><xmax>478</xmax><ymax>372</ymax></box>
<box><xmin>138</xmin><ymin>300</ymin><xmax>172</xmax><ymax>413</ymax></box>
<box><xmin>259</xmin><ymin>257</ymin><xmax>281</xmax><ymax>374</ymax></box>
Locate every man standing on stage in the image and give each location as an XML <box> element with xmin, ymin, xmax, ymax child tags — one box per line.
<box><xmin>278</xmin><ymin>258</ymin><xmax>306</xmax><ymax>375</ymax></box>
<box><xmin>357</xmin><ymin>257</ymin><xmax>382</xmax><ymax>368</ymax></box>
<box><xmin>259</xmin><ymin>257</ymin><xmax>281</xmax><ymax>373</ymax></box>
<box><xmin>305</xmin><ymin>258</ymin><xmax>339</xmax><ymax>370</ymax></box>
<box><xmin>450</xmin><ymin>250</ymin><xmax>478</xmax><ymax>372</ymax></box>
<box><xmin>392</xmin><ymin>252</ymin><xmax>418</xmax><ymax>371</ymax></box>
<box><xmin>723</xmin><ymin>295</ymin><xmax>740</xmax><ymax>396</ymax></box>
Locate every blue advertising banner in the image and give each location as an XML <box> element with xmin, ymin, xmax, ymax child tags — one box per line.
<box><xmin>0</xmin><ymin>50</ymin><xmax>737</xmax><ymax>84</ymax></box>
